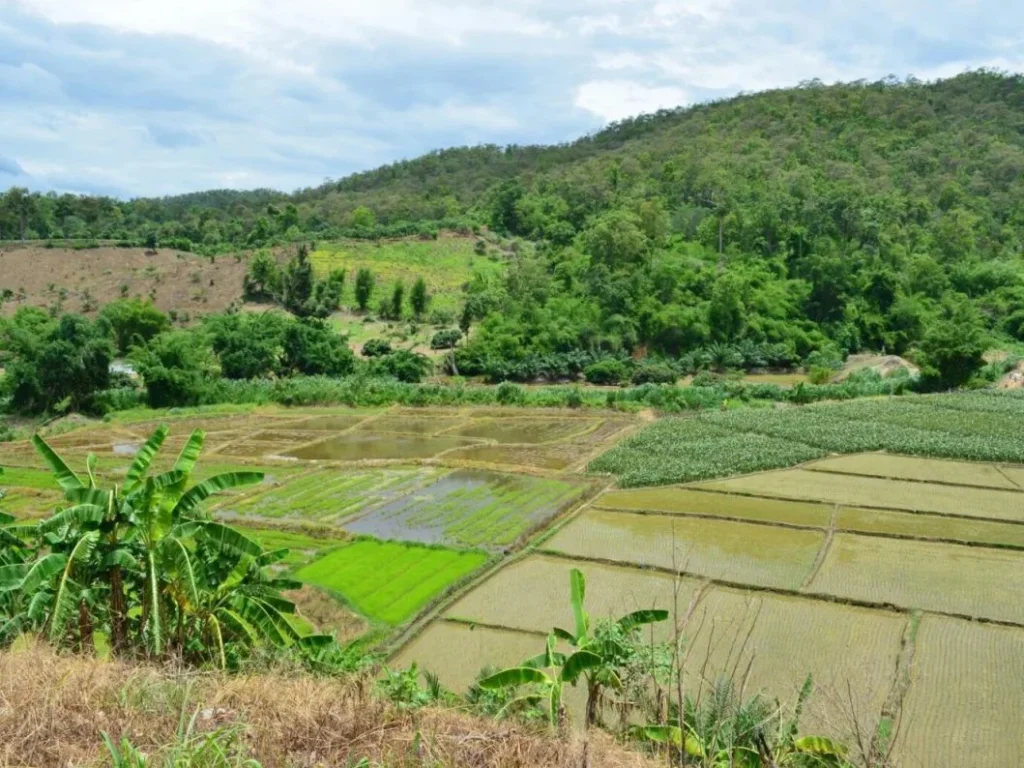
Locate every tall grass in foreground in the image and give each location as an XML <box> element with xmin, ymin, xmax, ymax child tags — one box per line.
<box><xmin>1</xmin><ymin>644</ymin><xmax>649</xmax><ymax>768</ymax></box>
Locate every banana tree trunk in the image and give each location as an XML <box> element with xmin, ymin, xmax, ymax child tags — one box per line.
<box><xmin>77</xmin><ymin>598</ymin><xmax>94</xmax><ymax>652</ymax></box>
<box><xmin>109</xmin><ymin>565</ymin><xmax>128</xmax><ymax>654</ymax></box>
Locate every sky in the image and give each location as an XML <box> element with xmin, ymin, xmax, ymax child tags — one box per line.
<box><xmin>1</xmin><ymin>0</ymin><xmax>1022</xmax><ymax>198</ymax></box>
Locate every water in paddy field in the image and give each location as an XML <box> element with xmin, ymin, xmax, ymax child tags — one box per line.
<box><xmin>283</xmin><ymin>432</ymin><xmax>479</xmax><ymax>461</ymax></box>
<box><xmin>344</xmin><ymin>469</ymin><xmax>581</xmax><ymax>548</ymax></box>
<box><xmin>442</xmin><ymin>418</ymin><xmax>597</xmax><ymax>444</ymax></box>
<box><xmin>287</xmin><ymin>415</ymin><xmax>371</xmax><ymax>432</ymax></box>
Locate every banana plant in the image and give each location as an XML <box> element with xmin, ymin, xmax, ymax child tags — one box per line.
<box><xmin>0</xmin><ymin>426</ymin><xmax>273</xmax><ymax>661</ymax></box>
<box><xmin>478</xmin><ymin>632</ymin><xmax>602</xmax><ymax>731</ymax></box>
<box><xmin>479</xmin><ymin>567</ymin><xmax>668</xmax><ymax>730</ymax></box>
<box><xmin>551</xmin><ymin>568</ymin><xmax>668</xmax><ymax>727</ymax></box>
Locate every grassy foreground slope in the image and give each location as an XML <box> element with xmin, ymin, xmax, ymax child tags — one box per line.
<box><xmin>0</xmin><ymin>644</ymin><xmax>651</xmax><ymax>768</ymax></box>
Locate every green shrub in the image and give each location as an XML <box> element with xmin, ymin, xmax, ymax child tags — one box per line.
<box><xmin>430</xmin><ymin>328</ymin><xmax>463</xmax><ymax>350</ymax></box>
<box><xmin>361</xmin><ymin>338</ymin><xmax>393</xmax><ymax>357</ymax></box>
<box><xmin>808</xmin><ymin>366</ymin><xmax>834</xmax><ymax>385</ymax></box>
<box><xmin>584</xmin><ymin>359</ymin><xmax>629</xmax><ymax>385</ymax></box>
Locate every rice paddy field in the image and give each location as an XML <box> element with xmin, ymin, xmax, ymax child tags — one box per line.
<box><xmin>6</xmin><ymin>391</ymin><xmax>1024</xmax><ymax>764</ymax></box>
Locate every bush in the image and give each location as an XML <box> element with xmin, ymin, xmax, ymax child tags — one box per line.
<box><xmin>631</xmin><ymin>361</ymin><xmax>677</xmax><ymax>385</ymax></box>
<box><xmin>808</xmin><ymin>366</ymin><xmax>834</xmax><ymax>385</ymax></box>
<box><xmin>430</xmin><ymin>328</ymin><xmax>463</xmax><ymax>350</ymax></box>
<box><xmin>361</xmin><ymin>338</ymin><xmax>392</xmax><ymax>358</ymax></box>
<box><xmin>584</xmin><ymin>359</ymin><xmax>629</xmax><ymax>385</ymax></box>
<box><xmin>373</xmin><ymin>350</ymin><xmax>432</xmax><ymax>383</ymax></box>
<box><xmin>496</xmin><ymin>381</ymin><xmax>525</xmax><ymax>405</ymax></box>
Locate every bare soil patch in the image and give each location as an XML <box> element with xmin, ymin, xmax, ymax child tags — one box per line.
<box><xmin>0</xmin><ymin>245</ymin><xmax>250</xmax><ymax>319</ymax></box>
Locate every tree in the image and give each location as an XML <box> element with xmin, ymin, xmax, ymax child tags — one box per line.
<box><xmin>1</xmin><ymin>188</ymin><xmax>34</xmax><ymax>241</ymax></box>
<box><xmin>355</xmin><ymin>268</ymin><xmax>375</xmax><ymax>312</ymax></box>
<box><xmin>130</xmin><ymin>330</ymin><xmax>218</xmax><ymax>408</ymax></box>
<box><xmin>410</xmin><ymin>276</ymin><xmax>429</xmax><ymax>319</ymax></box>
<box><xmin>99</xmin><ymin>299</ymin><xmax>170</xmax><ymax>355</ymax></box>
<box><xmin>351</xmin><ymin>206</ymin><xmax>376</xmax><ymax>229</ymax></box>
<box><xmin>281</xmin><ymin>319</ymin><xmax>355</xmax><ymax>376</ymax></box>
<box><xmin>1</xmin><ymin>312</ymin><xmax>113</xmax><ymax>415</ymax></box>
<box><xmin>390</xmin><ymin>281</ymin><xmax>405</xmax><ymax>320</ymax></box>
<box><xmin>243</xmin><ymin>250</ymin><xmax>281</xmax><ymax>302</ymax></box>
<box><xmin>280</xmin><ymin>244</ymin><xmax>315</xmax><ymax>317</ymax></box>
<box><xmin>915</xmin><ymin>300</ymin><xmax>988</xmax><ymax>390</ymax></box>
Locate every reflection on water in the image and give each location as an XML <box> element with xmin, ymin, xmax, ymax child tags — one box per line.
<box><xmin>345</xmin><ymin>470</ymin><xmax>585</xmax><ymax>548</ymax></box>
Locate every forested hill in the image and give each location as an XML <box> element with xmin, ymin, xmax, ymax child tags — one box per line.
<box><xmin>3</xmin><ymin>70</ymin><xmax>1024</xmax><ymax>385</ymax></box>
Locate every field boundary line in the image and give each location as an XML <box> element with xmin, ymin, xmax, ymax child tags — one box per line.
<box><xmin>590</xmin><ymin>504</ymin><xmax>828</xmax><ymax>533</ymax></box>
<box><xmin>995</xmin><ymin>464</ymin><xmax>1024</xmax><ymax>491</ymax></box>
<box><xmin>870</xmin><ymin>611</ymin><xmax>921</xmax><ymax>763</ymax></box>
<box><xmin>805</xmin><ymin>466</ymin><xmax>1024</xmax><ymax>493</ymax></box>
<box><xmin>590</xmin><ymin>501</ymin><xmax>1024</xmax><ymax>552</ymax></box>
<box><xmin>800</xmin><ymin>504</ymin><xmax>838</xmax><ymax>589</ymax></box>
<box><xmin>533</xmin><ymin>550</ymin><xmax>1024</xmax><ymax>631</ymax></box>
<box><xmin>384</xmin><ymin>476</ymin><xmax>613</xmax><ymax>660</ymax></box>
<box><xmin>441</xmin><ymin>616</ymin><xmax>550</xmax><ymax>638</ymax></box>
<box><xmin>683</xmin><ymin>485</ymin><xmax>1024</xmax><ymax>528</ymax></box>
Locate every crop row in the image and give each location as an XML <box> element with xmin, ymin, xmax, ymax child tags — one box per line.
<box><xmin>348</xmin><ymin>473</ymin><xmax>586</xmax><ymax>548</ymax></box>
<box><xmin>589</xmin><ymin>392</ymin><xmax>1024</xmax><ymax>486</ymax></box>
<box><xmin>221</xmin><ymin>468</ymin><xmax>434</xmax><ymax>521</ymax></box>
<box><xmin>589</xmin><ymin>419</ymin><xmax>825</xmax><ymax>487</ymax></box>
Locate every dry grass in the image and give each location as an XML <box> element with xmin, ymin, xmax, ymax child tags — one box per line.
<box><xmin>0</xmin><ymin>644</ymin><xmax>656</xmax><ymax>768</ymax></box>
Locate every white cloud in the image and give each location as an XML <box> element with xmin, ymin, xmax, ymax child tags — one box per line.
<box><xmin>3</xmin><ymin>0</ymin><xmax>1024</xmax><ymax>195</ymax></box>
<box><xmin>575</xmin><ymin>80</ymin><xmax>689</xmax><ymax>121</ymax></box>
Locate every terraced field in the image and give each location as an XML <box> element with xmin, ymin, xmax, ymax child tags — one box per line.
<box><xmin>7</xmin><ymin>392</ymin><xmax>1024</xmax><ymax>764</ymax></box>
<box><xmin>0</xmin><ymin>405</ymin><xmax>617</xmax><ymax>637</ymax></box>
<box><xmin>395</xmin><ymin>393</ymin><xmax>1024</xmax><ymax>766</ymax></box>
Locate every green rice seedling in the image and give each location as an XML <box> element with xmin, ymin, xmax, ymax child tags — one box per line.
<box><xmin>296</xmin><ymin>539</ymin><xmax>487</xmax><ymax>625</ymax></box>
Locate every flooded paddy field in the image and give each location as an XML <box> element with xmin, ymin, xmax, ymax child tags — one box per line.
<box><xmin>543</xmin><ymin>508</ymin><xmax>824</xmax><ymax>589</ymax></box>
<box><xmin>1</xmin><ymin>404</ymin><xmax>632</xmax><ymax>641</ymax></box>
<box><xmin>394</xmin><ymin>440</ymin><xmax>1024</xmax><ymax>755</ymax></box>
<box><xmin>12</xmin><ymin>397</ymin><xmax>1024</xmax><ymax>758</ymax></box>
<box><xmin>215</xmin><ymin>466</ymin><xmax>438</xmax><ymax>523</ymax></box>
<box><xmin>696</xmin><ymin>467</ymin><xmax>1024</xmax><ymax>521</ymax></box>
<box><xmin>806</xmin><ymin>453</ymin><xmax>1020</xmax><ymax>490</ymax></box>
<box><xmin>345</xmin><ymin>470</ymin><xmax>589</xmax><ymax>549</ymax></box>
<box><xmin>806</xmin><ymin>533</ymin><xmax>1024</xmax><ymax>622</ymax></box>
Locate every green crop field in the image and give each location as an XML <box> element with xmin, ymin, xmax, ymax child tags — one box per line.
<box><xmin>543</xmin><ymin>509</ymin><xmax>824</xmax><ymax>589</ymax></box>
<box><xmin>590</xmin><ymin>394</ymin><xmax>1024</xmax><ymax>487</ymax></box>
<box><xmin>345</xmin><ymin>470</ymin><xmax>588</xmax><ymax>548</ymax></box>
<box><xmin>217</xmin><ymin>467</ymin><xmax>436</xmax><ymax>522</ymax></box>
<box><xmin>310</xmin><ymin>237</ymin><xmax>503</xmax><ymax>314</ymax></box>
<box><xmin>296</xmin><ymin>539</ymin><xmax>488</xmax><ymax>625</ymax></box>
<box><xmin>239</xmin><ymin>527</ymin><xmax>348</xmax><ymax>568</ymax></box>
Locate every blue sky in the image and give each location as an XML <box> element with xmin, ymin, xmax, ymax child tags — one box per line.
<box><xmin>1</xmin><ymin>0</ymin><xmax>1022</xmax><ymax>198</ymax></box>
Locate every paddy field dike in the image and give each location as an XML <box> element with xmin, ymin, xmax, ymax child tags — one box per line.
<box><xmin>4</xmin><ymin>390</ymin><xmax>1024</xmax><ymax>767</ymax></box>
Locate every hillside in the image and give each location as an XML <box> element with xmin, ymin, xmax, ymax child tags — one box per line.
<box><xmin>3</xmin><ymin>71</ymin><xmax>1024</xmax><ymax>391</ymax></box>
<box><xmin>0</xmin><ymin>244</ymin><xmax>248</xmax><ymax>320</ymax></box>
